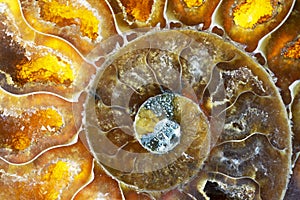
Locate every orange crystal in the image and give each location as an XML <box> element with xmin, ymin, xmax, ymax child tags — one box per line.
<box><xmin>0</xmin><ymin>142</ymin><xmax>93</xmax><ymax>200</ymax></box>
<box><xmin>284</xmin><ymin>38</ymin><xmax>300</xmax><ymax>59</ymax></box>
<box><xmin>120</xmin><ymin>0</ymin><xmax>154</xmax><ymax>22</ymax></box>
<box><xmin>0</xmin><ymin>108</ymin><xmax>63</xmax><ymax>151</ymax></box>
<box><xmin>220</xmin><ymin>0</ymin><xmax>293</xmax><ymax>51</ymax></box>
<box><xmin>38</xmin><ymin>0</ymin><xmax>100</xmax><ymax>41</ymax></box>
<box><xmin>0</xmin><ymin>0</ymin><xmax>95</xmax><ymax>98</ymax></box>
<box><xmin>168</xmin><ymin>0</ymin><xmax>221</xmax><ymax>28</ymax></box>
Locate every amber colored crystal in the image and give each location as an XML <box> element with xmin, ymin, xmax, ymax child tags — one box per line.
<box><xmin>0</xmin><ymin>0</ymin><xmax>95</xmax><ymax>99</ymax></box>
<box><xmin>0</xmin><ymin>108</ymin><xmax>63</xmax><ymax>151</ymax></box>
<box><xmin>232</xmin><ymin>0</ymin><xmax>274</xmax><ymax>29</ymax></box>
<box><xmin>183</xmin><ymin>0</ymin><xmax>203</xmax><ymax>8</ymax></box>
<box><xmin>21</xmin><ymin>0</ymin><xmax>117</xmax><ymax>56</ymax></box>
<box><xmin>167</xmin><ymin>0</ymin><xmax>221</xmax><ymax>29</ymax></box>
<box><xmin>220</xmin><ymin>0</ymin><xmax>294</xmax><ymax>51</ymax></box>
<box><xmin>106</xmin><ymin>0</ymin><xmax>166</xmax><ymax>31</ymax></box>
<box><xmin>0</xmin><ymin>141</ymin><xmax>93</xmax><ymax>200</ymax></box>
<box><xmin>284</xmin><ymin>38</ymin><xmax>300</xmax><ymax>59</ymax></box>
<box><xmin>0</xmin><ymin>89</ymin><xmax>85</xmax><ymax>163</ymax></box>
<box><xmin>15</xmin><ymin>54</ymin><xmax>74</xmax><ymax>86</ymax></box>
<box><xmin>119</xmin><ymin>0</ymin><xmax>154</xmax><ymax>22</ymax></box>
<box><xmin>38</xmin><ymin>0</ymin><xmax>100</xmax><ymax>41</ymax></box>
<box><xmin>265</xmin><ymin>0</ymin><xmax>300</xmax><ymax>104</ymax></box>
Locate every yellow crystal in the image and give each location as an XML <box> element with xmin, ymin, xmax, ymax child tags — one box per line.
<box><xmin>42</xmin><ymin>161</ymin><xmax>70</xmax><ymax>200</ymax></box>
<box><xmin>233</xmin><ymin>0</ymin><xmax>274</xmax><ymax>29</ymax></box>
<box><xmin>39</xmin><ymin>0</ymin><xmax>100</xmax><ymax>40</ymax></box>
<box><xmin>183</xmin><ymin>0</ymin><xmax>203</xmax><ymax>8</ymax></box>
<box><xmin>16</xmin><ymin>54</ymin><xmax>74</xmax><ymax>86</ymax></box>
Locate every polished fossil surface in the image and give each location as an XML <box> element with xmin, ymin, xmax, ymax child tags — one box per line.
<box><xmin>85</xmin><ymin>29</ymin><xmax>292</xmax><ymax>199</ymax></box>
<box><xmin>0</xmin><ymin>0</ymin><xmax>299</xmax><ymax>199</ymax></box>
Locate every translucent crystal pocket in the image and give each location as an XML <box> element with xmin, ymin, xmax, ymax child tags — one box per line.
<box><xmin>84</xmin><ymin>29</ymin><xmax>292</xmax><ymax>197</ymax></box>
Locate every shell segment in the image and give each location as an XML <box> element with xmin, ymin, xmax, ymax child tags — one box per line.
<box><xmin>85</xmin><ymin>30</ymin><xmax>292</xmax><ymax>197</ymax></box>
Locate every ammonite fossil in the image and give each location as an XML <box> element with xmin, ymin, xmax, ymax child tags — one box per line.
<box><xmin>0</xmin><ymin>0</ymin><xmax>299</xmax><ymax>199</ymax></box>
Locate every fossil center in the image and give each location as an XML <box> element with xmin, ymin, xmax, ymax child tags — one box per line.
<box><xmin>134</xmin><ymin>93</ymin><xmax>203</xmax><ymax>154</ymax></box>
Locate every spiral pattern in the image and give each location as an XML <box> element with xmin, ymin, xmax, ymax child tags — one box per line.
<box><xmin>0</xmin><ymin>0</ymin><xmax>299</xmax><ymax>199</ymax></box>
<box><xmin>85</xmin><ymin>30</ymin><xmax>292</xmax><ymax>198</ymax></box>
